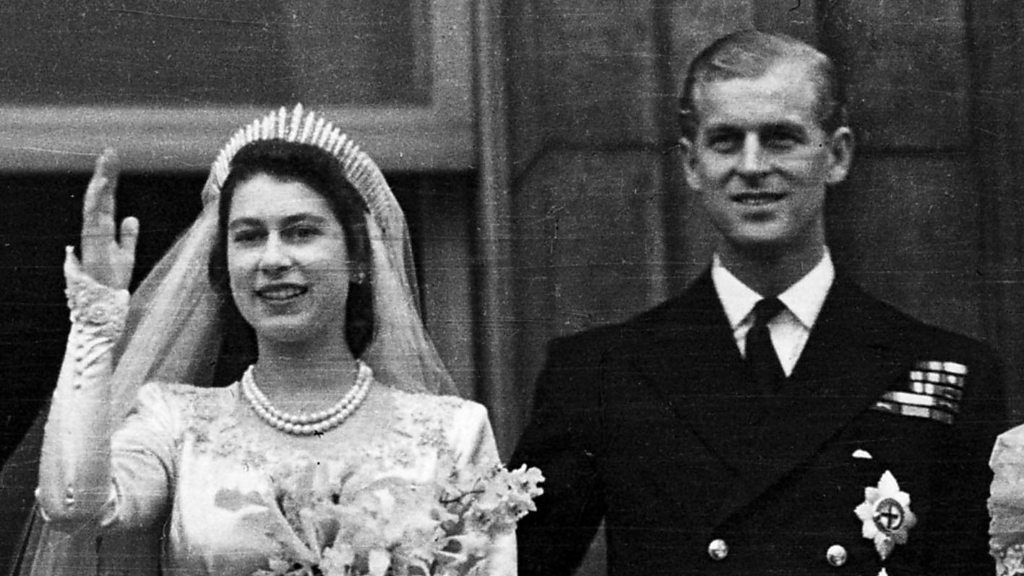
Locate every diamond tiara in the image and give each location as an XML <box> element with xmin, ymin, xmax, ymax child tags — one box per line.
<box><xmin>207</xmin><ymin>104</ymin><xmax>397</xmax><ymax>235</ymax></box>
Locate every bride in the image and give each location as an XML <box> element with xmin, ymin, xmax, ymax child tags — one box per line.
<box><xmin>25</xmin><ymin>105</ymin><xmax>539</xmax><ymax>576</ymax></box>
<box><xmin>991</xmin><ymin>423</ymin><xmax>1024</xmax><ymax>576</ymax></box>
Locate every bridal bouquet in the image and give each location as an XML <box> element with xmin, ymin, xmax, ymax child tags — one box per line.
<box><xmin>251</xmin><ymin>457</ymin><xmax>544</xmax><ymax>576</ymax></box>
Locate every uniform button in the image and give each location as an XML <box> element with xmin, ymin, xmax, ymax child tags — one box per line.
<box><xmin>707</xmin><ymin>538</ymin><xmax>729</xmax><ymax>561</ymax></box>
<box><xmin>826</xmin><ymin>544</ymin><xmax>847</xmax><ymax>567</ymax></box>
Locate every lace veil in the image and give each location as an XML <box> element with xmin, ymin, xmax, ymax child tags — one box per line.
<box><xmin>19</xmin><ymin>104</ymin><xmax>459</xmax><ymax>576</ymax></box>
<box><xmin>110</xmin><ymin>103</ymin><xmax>458</xmax><ymax>421</ymax></box>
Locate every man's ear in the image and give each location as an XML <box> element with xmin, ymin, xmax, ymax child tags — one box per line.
<box><xmin>679</xmin><ymin>137</ymin><xmax>701</xmax><ymax>191</ymax></box>
<box><xmin>826</xmin><ymin>127</ymin><xmax>855</xmax><ymax>185</ymax></box>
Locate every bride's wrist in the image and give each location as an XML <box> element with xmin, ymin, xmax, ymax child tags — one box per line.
<box><xmin>64</xmin><ymin>246</ymin><xmax>130</xmax><ymax>339</ymax></box>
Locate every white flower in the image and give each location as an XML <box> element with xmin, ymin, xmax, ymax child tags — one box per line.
<box><xmin>854</xmin><ymin>470</ymin><xmax>917</xmax><ymax>561</ymax></box>
<box><xmin>319</xmin><ymin>546</ymin><xmax>354</xmax><ymax>576</ymax></box>
<box><xmin>367</xmin><ymin>548</ymin><xmax>390</xmax><ymax>576</ymax></box>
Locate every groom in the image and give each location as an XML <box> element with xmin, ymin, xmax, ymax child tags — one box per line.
<box><xmin>510</xmin><ymin>30</ymin><xmax>1008</xmax><ymax>575</ymax></box>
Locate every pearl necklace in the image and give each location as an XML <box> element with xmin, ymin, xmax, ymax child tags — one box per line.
<box><xmin>240</xmin><ymin>361</ymin><xmax>372</xmax><ymax>435</ymax></box>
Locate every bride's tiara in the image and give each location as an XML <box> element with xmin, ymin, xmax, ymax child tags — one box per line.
<box><xmin>207</xmin><ymin>104</ymin><xmax>394</xmax><ymax>228</ymax></box>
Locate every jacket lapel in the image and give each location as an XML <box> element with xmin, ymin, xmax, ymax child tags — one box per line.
<box><xmin>629</xmin><ymin>273</ymin><xmax>907</xmax><ymax>525</ymax></box>
<box><xmin>631</xmin><ymin>273</ymin><xmax>766</xmax><ymax>475</ymax></box>
<box><xmin>712</xmin><ymin>277</ymin><xmax>907</xmax><ymax>524</ymax></box>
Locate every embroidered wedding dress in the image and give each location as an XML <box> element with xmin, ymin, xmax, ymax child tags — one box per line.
<box><xmin>25</xmin><ymin>260</ymin><xmax>514</xmax><ymax>576</ymax></box>
<box><xmin>25</xmin><ymin>106</ymin><xmax>527</xmax><ymax>576</ymax></box>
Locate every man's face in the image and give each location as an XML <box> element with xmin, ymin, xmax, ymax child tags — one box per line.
<box><xmin>680</xmin><ymin>62</ymin><xmax>852</xmax><ymax>256</ymax></box>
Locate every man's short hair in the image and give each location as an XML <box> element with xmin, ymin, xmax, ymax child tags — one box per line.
<box><xmin>678</xmin><ymin>30</ymin><xmax>848</xmax><ymax>140</ymax></box>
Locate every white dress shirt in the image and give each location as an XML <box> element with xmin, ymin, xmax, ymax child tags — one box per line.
<box><xmin>711</xmin><ymin>251</ymin><xmax>835</xmax><ymax>376</ymax></box>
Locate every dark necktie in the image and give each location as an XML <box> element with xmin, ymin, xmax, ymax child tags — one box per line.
<box><xmin>747</xmin><ymin>297</ymin><xmax>786</xmax><ymax>394</ymax></box>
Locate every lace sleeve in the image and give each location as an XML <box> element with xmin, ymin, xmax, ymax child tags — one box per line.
<box><xmin>990</xmin><ymin>424</ymin><xmax>1024</xmax><ymax>575</ymax></box>
<box><xmin>63</xmin><ymin>247</ymin><xmax>130</xmax><ymax>340</ymax></box>
<box><xmin>36</xmin><ymin>248</ymin><xmax>131</xmax><ymax>526</ymax></box>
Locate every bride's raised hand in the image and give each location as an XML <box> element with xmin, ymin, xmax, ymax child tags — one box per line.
<box><xmin>78</xmin><ymin>149</ymin><xmax>139</xmax><ymax>291</ymax></box>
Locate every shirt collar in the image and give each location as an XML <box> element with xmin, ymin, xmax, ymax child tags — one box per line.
<box><xmin>711</xmin><ymin>250</ymin><xmax>835</xmax><ymax>330</ymax></box>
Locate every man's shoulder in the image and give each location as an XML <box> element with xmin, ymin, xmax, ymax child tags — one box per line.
<box><xmin>542</xmin><ymin>319</ymin><xmax>638</xmax><ymax>364</ymax></box>
<box><xmin>544</xmin><ymin>281</ymin><xmax>711</xmax><ymax>361</ymax></box>
<box><xmin>831</xmin><ymin>276</ymin><xmax>998</xmax><ymax>364</ymax></box>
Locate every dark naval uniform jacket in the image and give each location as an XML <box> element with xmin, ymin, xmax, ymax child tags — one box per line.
<box><xmin>510</xmin><ymin>272</ymin><xmax>1008</xmax><ymax>576</ymax></box>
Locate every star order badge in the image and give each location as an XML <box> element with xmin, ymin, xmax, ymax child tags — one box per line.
<box><xmin>854</xmin><ymin>471</ymin><xmax>917</xmax><ymax>560</ymax></box>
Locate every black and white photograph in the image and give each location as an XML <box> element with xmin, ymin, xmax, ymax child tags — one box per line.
<box><xmin>0</xmin><ymin>2</ymin><xmax>1022</xmax><ymax>575</ymax></box>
